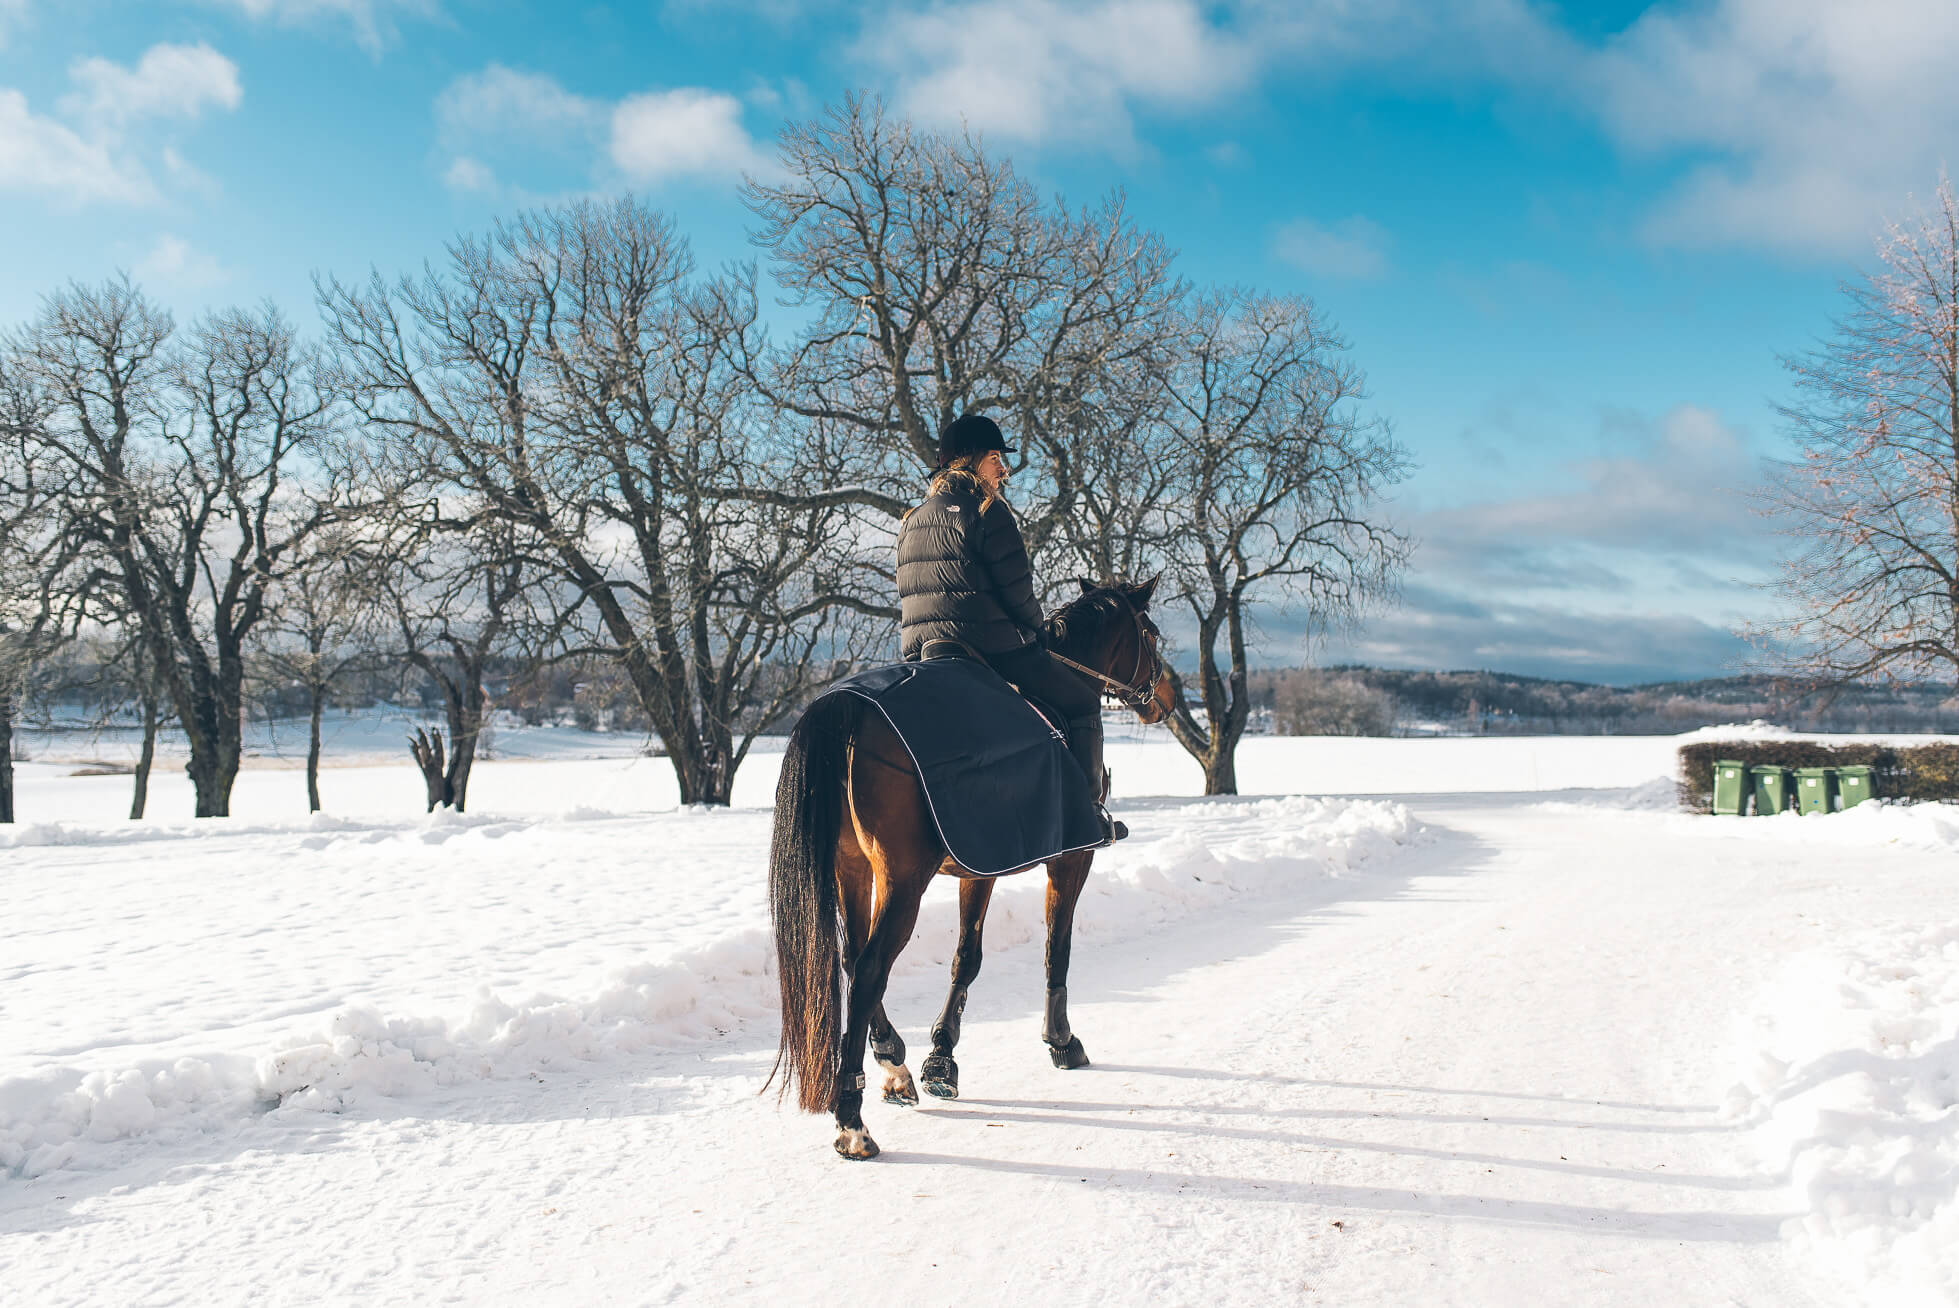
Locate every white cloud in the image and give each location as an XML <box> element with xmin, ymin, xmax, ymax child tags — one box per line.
<box><xmin>1581</xmin><ymin>0</ymin><xmax>1959</xmax><ymax>254</ymax></box>
<box><xmin>1409</xmin><ymin>405</ymin><xmax>1773</xmax><ymax>609</ymax></box>
<box><xmin>861</xmin><ymin>0</ymin><xmax>1257</xmax><ymax>148</ymax></box>
<box><xmin>0</xmin><ymin>0</ymin><xmax>28</xmax><ymax>49</ymax></box>
<box><xmin>63</xmin><ymin>43</ymin><xmax>242</xmax><ymax>129</ymax></box>
<box><xmin>609</xmin><ymin>88</ymin><xmax>772</xmax><ymax>182</ymax></box>
<box><xmin>0</xmin><ymin>88</ymin><xmax>154</xmax><ymax>205</ymax></box>
<box><xmin>0</xmin><ymin>42</ymin><xmax>242</xmax><ymax>208</ymax></box>
<box><xmin>432</xmin><ymin>67</ymin><xmax>771</xmax><ymax>193</ymax></box>
<box><xmin>662</xmin><ymin>0</ymin><xmax>832</xmax><ymax>24</ymax></box>
<box><xmin>433</xmin><ymin>68</ymin><xmax>768</xmax><ymax>191</ymax></box>
<box><xmin>840</xmin><ymin>0</ymin><xmax>1959</xmax><ymax>255</ymax></box>
<box><xmin>203</xmin><ymin>0</ymin><xmax>439</xmax><ymax>55</ymax></box>
<box><xmin>847</xmin><ymin>0</ymin><xmax>1571</xmax><ymax>151</ymax></box>
<box><xmin>134</xmin><ymin>233</ymin><xmax>230</xmax><ymax>289</ymax></box>
<box><xmin>436</xmin><ymin>64</ymin><xmax>599</xmax><ymax>150</ymax></box>
<box><xmin>1307</xmin><ymin>404</ymin><xmax>1773</xmax><ymax>682</ymax></box>
<box><xmin>442</xmin><ymin>155</ymin><xmax>494</xmax><ymax>192</ymax></box>
<box><xmin>1243</xmin><ymin>0</ymin><xmax>1959</xmax><ymax>255</ymax></box>
<box><xmin>1272</xmin><ymin>216</ymin><xmax>1391</xmax><ymax>280</ymax></box>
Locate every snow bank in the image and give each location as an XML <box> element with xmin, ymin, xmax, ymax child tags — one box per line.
<box><xmin>1674</xmin><ymin>721</ymin><xmax>1801</xmax><ymax>744</ymax></box>
<box><xmin>0</xmin><ymin>934</ymin><xmax>776</xmax><ymax>1180</ymax></box>
<box><xmin>1533</xmin><ymin>777</ymin><xmax>1683</xmax><ymax>813</ymax></box>
<box><xmin>1703</xmin><ymin>800</ymin><xmax>1959</xmax><ymax>855</ymax></box>
<box><xmin>13</xmin><ymin>708</ymin><xmax>708</xmax><ymax>768</ymax></box>
<box><xmin>1534</xmin><ymin>789</ymin><xmax>1959</xmax><ymax>852</ymax></box>
<box><xmin>0</xmin><ymin>807</ymin><xmax>496</xmax><ymax>850</ymax></box>
<box><xmin>1726</xmin><ymin>922</ymin><xmax>1959</xmax><ymax>1306</ymax></box>
<box><xmin>0</xmin><ymin>794</ymin><xmax>1420</xmax><ymax>1179</ymax></box>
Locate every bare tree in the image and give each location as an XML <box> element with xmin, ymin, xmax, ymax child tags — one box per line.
<box><xmin>1090</xmin><ymin>290</ymin><xmax>1411</xmax><ymax>794</ymax></box>
<box><xmin>1754</xmin><ymin>177</ymin><xmax>1959</xmax><ymax>688</ymax></box>
<box><xmin>375</xmin><ymin>512</ymin><xmax>531</xmax><ymax>814</ymax></box>
<box><xmin>124</xmin><ymin>634</ymin><xmax>167</xmax><ymax>819</ymax></box>
<box><xmin>257</xmin><ymin>526</ymin><xmax>383</xmax><ymax>813</ymax></box>
<box><xmin>0</xmin><ymin>365</ymin><xmax>86</xmax><ymax>823</ymax></box>
<box><xmin>746</xmin><ymin>101</ymin><xmax>1409</xmax><ymax>793</ymax></box>
<box><xmin>10</xmin><ymin>280</ymin><xmax>347</xmax><ymax>817</ymax></box>
<box><xmin>75</xmin><ymin>623</ymin><xmax>175</xmax><ymax>820</ymax></box>
<box><xmin>321</xmin><ymin>197</ymin><xmax>887</xmax><ymax>805</ymax></box>
<box><xmin>1272</xmin><ymin>669</ymin><xmax>1398</xmax><ymax>737</ymax></box>
<box><xmin>743</xmin><ymin>94</ymin><xmax>1183</xmax><ymax>571</ymax></box>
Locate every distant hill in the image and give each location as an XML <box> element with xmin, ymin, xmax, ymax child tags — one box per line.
<box><xmin>1247</xmin><ymin>667</ymin><xmax>1959</xmax><ymax>736</ymax></box>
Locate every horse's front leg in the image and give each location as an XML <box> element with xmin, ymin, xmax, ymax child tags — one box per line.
<box><xmin>834</xmin><ymin>885</ymin><xmax>926</xmax><ymax>1160</ymax></box>
<box><xmin>1042</xmin><ymin>853</ymin><xmax>1093</xmax><ymax>1069</ymax></box>
<box><xmin>920</xmin><ymin>876</ymin><xmax>994</xmax><ymax>1099</ymax></box>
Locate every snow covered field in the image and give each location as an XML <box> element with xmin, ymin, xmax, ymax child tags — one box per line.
<box><xmin>3</xmin><ymin>726</ymin><xmax>1957</xmax><ymax>1305</ymax></box>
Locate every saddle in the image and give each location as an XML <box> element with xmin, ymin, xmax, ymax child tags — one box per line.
<box><xmin>823</xmin><ymin>657</ymin><xmax>1105</xmax><ymax>877</ymax></box>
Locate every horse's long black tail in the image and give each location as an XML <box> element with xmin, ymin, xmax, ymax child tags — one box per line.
<box><xmin>766</xmin><ymin>692</ymin><xmax>855</xmax><ymax>1114</ymax></box>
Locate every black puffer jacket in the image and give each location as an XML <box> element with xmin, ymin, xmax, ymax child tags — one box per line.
<box><xmin>896</xmin><ymin>469</ymin><xmax>1043</xmax><ymax>660</ymax></box>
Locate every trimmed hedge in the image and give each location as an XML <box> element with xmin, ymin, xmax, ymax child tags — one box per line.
<box><xmin>1678</xmin><ymin>740</ymin><xmax>1959</xmax><ymax>812</ymax></box>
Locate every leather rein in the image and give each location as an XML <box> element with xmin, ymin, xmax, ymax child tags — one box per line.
<box><xmin>1045</xmin><ymin>595</ymin><xmax>1165</xmax><ymax>716</ymax></box>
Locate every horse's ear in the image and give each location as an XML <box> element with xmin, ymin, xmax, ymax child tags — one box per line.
<box><xmin>1077</xmin><ymin>577</ymin><xmax>1098</xmax><ymax>595</ymax></box>
<box><xmin>1128</xmin><ymin>574</ymin><xmax>1159</xmax><ymax>609</ymax></box>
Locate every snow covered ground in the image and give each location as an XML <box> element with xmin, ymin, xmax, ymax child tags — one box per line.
<box><xmin>3</xmin><ymin>725</ymin><xmax>1956</xmax><ymax>1305</ymax></box>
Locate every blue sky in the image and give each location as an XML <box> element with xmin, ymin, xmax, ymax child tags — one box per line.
<box><xmin>4</xmin><ymin>0</ymin><xmax>1953</xmax><ymax>683</ymax></box>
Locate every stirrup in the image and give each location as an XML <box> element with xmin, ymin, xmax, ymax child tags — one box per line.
<box><xmin>1097</xmin><ymin>806</ymin><xmax>1129</xmax><ymax>844</ymax></box>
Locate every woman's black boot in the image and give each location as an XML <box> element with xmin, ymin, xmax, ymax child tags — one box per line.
<box><xmin>1067</xmin><ymin>713</ymin><xmax>1128</xmax><ymax>843</ymax></box>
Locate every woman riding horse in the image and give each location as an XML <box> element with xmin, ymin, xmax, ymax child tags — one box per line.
<box><xmin>895</xmin><ymin>412</ymin><xmax>1128</xmax><ymax>844</ymax></box>
<box><xmin>767</xmin><ymin>419</ymin><xmax>1170</xmax><ymax>1158</ymax></box>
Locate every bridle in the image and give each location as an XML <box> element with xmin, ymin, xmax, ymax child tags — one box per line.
<box><xmin>1045</xmin><ymin>592</ymin><xmax>1166</xmax><ymax>718</ymax></box>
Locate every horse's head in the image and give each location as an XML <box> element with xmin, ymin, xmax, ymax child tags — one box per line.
<box><xmin>1043</xmin><ymin>575</ymin><xmax>1175</xmax><ymax>725</ymax></box>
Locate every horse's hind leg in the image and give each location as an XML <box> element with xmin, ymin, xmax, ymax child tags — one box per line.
<box><xmin>834</xmin><ymin>717</ymin><xmax>938</xmax><ymax>1158</ymax></box>
<box><xmin>842</xmin><ymin>891</ymin><xmax>916</xmax><ymax>1107</ymax></box>
<box><xmin>1042</xmin><ymin>853</ymin><xmax>1093</xmax><ymax>1069</ymax></box>
<box><xmin>834</xmin><ymin>889</ymin><xmax>925</xmax><ymax>1159</ymax></box>
<box><xmin>871</xmin><ymin>1004</ymin><xmax>917</xmax><ymax>1106</ymax></box>
<box><xmin>921</xmin><ymin>877</ymin><xmax>995</xmax><ymax>1099</ymax></box>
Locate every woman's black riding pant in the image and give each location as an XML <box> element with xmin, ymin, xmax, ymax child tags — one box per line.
<box><xmin>986</xmin><ymin>644</ymin><xmax>1108</xmax><ymax>802</ymax></box>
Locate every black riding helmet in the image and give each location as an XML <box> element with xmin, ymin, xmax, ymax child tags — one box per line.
<box><xmin>935</xmin><ymin>412</ymin><xmax>1016</xmax><ymax>469</ymax></box>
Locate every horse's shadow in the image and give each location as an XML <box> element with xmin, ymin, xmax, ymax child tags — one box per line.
<box><xmin>872</xmin><ymin>1147</ymin><xmax>1790</xmax><ymax>1244</ymax></box>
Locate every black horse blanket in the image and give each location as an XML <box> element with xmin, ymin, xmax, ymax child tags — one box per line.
<box><xmin>825</xmin><ymin>659</ymin><xmax>1104</xmax><ymax>877</ymax></box>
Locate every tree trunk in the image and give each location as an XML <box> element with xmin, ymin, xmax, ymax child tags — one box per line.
<box><xmin>679</xmin><ymin>722</ymin><xmax>737</xmax><ymax>806</ymax></box>
<box><xmin>183</xmin><ymin>719</ymin><xmax>241</xmax><ymax>817</ymax></box>
<box><xmin>130</xmin><ymin>692</ymin><xmax>158</xmax><ymax>820</ymax></box>
<box><xmin>186</xmin><ymin>755</ymin><xmax>224</xmax><ymax>818</ymax></box>
<box><xmin>665</xmin><ymin>743</ymin><xmax>735</xmax><ymax>806</ymax></box>
<box><xmin>306</xmin><ymin>686</ymin><xmax>325</xmax><ymax>813</ymax></box>
<box><xmin>409</xmin><ymin>727</ymin><xmax>451</xmax><ymax>811</ymax></box>
<box><xmin>0</xmin><ymin>684</ymin><xmax>15</xmax><ymax>825</ymax></box>
<box><xmin>1201</xmin><ymin>746</ymin><xmax>1238</xmax><ymax>797</ymax></box>
<box><xmin>447</xmin><ymin>732</ymin><xmax>475</xmax><ymax>814</ymax></box>
<box><xmin>182</xmin><ymin>663</ymin><xmax>244</xmax><ymax>819</ymax></box>
<box><xmin>442</xmin><ymin>675</ymin><xmax>484</xmax><ymax>814</ymax></box>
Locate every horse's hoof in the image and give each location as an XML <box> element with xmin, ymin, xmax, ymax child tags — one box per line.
<box><xmin>1048</xmin><ymin>1036</ymin><xmax>1090</xmax><ymax>1070</ymax></box>
<box><xmin>834</xmin><ymin>1127</ymin><xmax>880</xmax><ymax>1160</ymax></box>
<box><xmin>882</xmin><ymin>1067</ymin><xmax>920</xmax><ymax>1106</ymax></box>
<box><xmin>919</xmin><ymin>1053</ymin><xmax>959</xmax><ymax>1099</ymax></box>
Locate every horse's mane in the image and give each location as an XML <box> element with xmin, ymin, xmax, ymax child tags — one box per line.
<box><xmin>1043</xmin><ymin>587</ymin><xmax>1135</xmax><ymax>663</ymax></box>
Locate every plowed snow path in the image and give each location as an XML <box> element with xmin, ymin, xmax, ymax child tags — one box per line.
<box><xmin>4</xmin><ymin>790</ymin><xmax>1948</xmax><ymax>1306</ymax></box>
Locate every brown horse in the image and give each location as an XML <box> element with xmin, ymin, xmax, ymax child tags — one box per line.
<box><xmin>767</xmin><ymin>578</ymin><xmax>1175</xmax><ymax>1159</ymax></box>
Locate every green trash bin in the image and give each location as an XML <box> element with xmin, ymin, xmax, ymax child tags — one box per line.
<box><xmin>1712</xmin><ymin>759</ymin><xmax>1748</xmax><ymax>815</ymax></box>
<box><xmin>1749</xmin><ymin>764</ymin><xmax>1790</xmax><ymax>816</ymax></box>
<box><xmin>1836</xmin><ymin>765</ymin><xmax>1876</xmax><ymax>810</ymax></box>
<box><xmin>1794</xmin><ymin>766</ymin><xmax>1837</xmax><ymax>816</ymax></box>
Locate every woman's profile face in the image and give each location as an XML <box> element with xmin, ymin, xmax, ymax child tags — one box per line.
<box><xmin>977</xmin><ymin>450</ymin><xmax>1010</xmax><ymax>495</ymax></box>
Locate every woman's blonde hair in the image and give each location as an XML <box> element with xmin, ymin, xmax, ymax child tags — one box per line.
<box><xmin>930</xmin><ymin>453</ymin><xmax>999</xmax><ymax>504</ymax></box>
